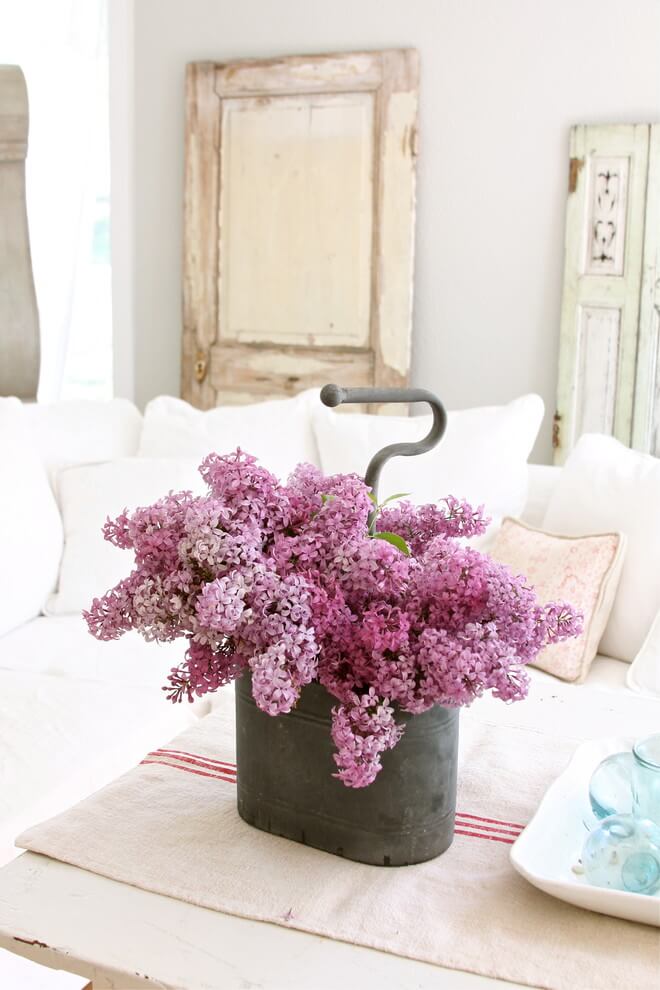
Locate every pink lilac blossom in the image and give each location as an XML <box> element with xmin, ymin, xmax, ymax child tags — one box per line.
<box><xmin>84</xmin><ymin>449</ymin><xmax>583</xmax><ymax>788</ymax></box>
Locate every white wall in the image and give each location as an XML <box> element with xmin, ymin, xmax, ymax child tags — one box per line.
<box><xmin>114</xmin><ymin>0</ymin><xmax>660</xmax><ymax>462</ymax></box>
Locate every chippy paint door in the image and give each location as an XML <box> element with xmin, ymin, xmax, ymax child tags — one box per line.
<box><xmin>182</xmin><ymin>51</ymin><xmax>419</xmax><ymax>410</ymax></box>
<box><xmin>632</xmin><ymin>126</ymin><xmax>660</xmax><ymax>457</ymax></box>
<box><xmin>554</xmin><ymin>124</ymin><xmax>660</xmax><ymax>464</ymax></box>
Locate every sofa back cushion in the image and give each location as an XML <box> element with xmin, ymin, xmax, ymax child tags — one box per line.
<box><xmin>138</xmin><ymin>390</ymin><xmax>320</xmax><ymax>480</ymax></box>
<box><xmin>47</xmin><ymin>458</ymin><xmax>204</xmax><ymax>615</ymax></box>
<box><xmin>22</xmin><ymin>398</ymin><xmax>142</xmax><ymax>491</ymax></box>
<box><xmin>543</xmin><ymin>433</ymin><xmax>660</xmax><ymax>662</ymax></box>
<box><xmin>312</xmin><ymin>394</ymin><xmax>544</xmax><ymax>537</ymax></box>
<box><xmin>520</xmin><ymin>464</ymin><xmax>562</xmax><ymax>529</ymax></box>
<box><xmin>0</xmin><ymin>398</ymin><xmax>64</xmax><ymax>635</ymax></box>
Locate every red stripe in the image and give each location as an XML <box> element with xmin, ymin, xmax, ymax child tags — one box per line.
<box><xmin>142</xmin><ymin>752</ymin><xmax>526</xmax><ymax>841</ymax></box>
<box><xmin>454</xmin><ymin>828</ymin><xmax>515</xmax><ymax>845</ymax></box>
<box><xmin>455</xmin><ymin>818</ymin><xmax>521</xmax><ymax>837</ymax></box>
<box><xmin>456</xmin><ymin>812</ymin><xmax>526</xmax><ymax>831</ymax></box>
<box><xmin>154</xmin><ymin>748</ymin><xmax>236</xmax><ymax>772</ymax></box>
<box><xmin>141</xmin><ymin>759</ymin><xmax>236</xmax><ymax>784</ymax></box>
<box><xmin>149</xmin><ymin>751</ymin><xmax>237</xmax><ymax>776</ymax></box>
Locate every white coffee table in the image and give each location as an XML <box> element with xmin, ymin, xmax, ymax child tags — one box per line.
<box><xmin>0</xmin><ymin>850</ymin><xmax>528</xmax><ymax>990</ymax></box>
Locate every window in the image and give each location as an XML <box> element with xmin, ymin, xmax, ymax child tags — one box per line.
<box><xmin>0</xmin><ymin>0</ymin><xmax>112</xmax><ymax>400</ymax></box>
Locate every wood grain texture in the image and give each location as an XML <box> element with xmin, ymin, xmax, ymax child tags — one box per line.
<box><xmin>182</xmin><ymin>50</ymin><xmax>419</xmax><ymax>411</ymax></box>
<box><xmin>632</xmin><ymin>124</ymin><xmax>660</xmax><ymax>456</ymax></box>
<box><xmin>182</xmin><ymin>62</ymin><xmax>221</xmax><ymax>409</ymax></box>
<box><xmin>0</xmin><ymin>65</ymin><xmax>40</xmax><ymax>399</ymax></box>
<box><xmin>0</xmin><ymin>852</ymin><xmax>524</xmax><ymax>989</ymax></box>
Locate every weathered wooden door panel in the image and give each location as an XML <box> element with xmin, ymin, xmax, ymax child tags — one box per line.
<box><xmin>182</xmin><ymin>50</ymin><xmax>419</xmax><ymax>410</ymax></box>
<box><xmin>555</xmin><ymin>124</ymin><xmax>651</xmax><ymax>464</ymax></box>
<box><xmin>555</xmin><ymin>124</ymin><xmax>660</xmax><ymax>464</ymax></box>
<box><xmin>209</xmin><ymin>343</ymin><xmax>373</xmax><ymax>403</ymax></box>
<box><xmin>632</xmin><ymin>125</ymin><xmax>660</xmax><ymax>456</ymax></box>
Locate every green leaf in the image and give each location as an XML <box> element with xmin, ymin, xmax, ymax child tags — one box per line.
<box><xmin>372</xmin><ymin>531</ymin><xmax>411</xmax><ymax>555</ymax></box>
<box><xmin>367</xmin><ymin>491</ymin><xmax>378</xmax><ymax>505</ymax></box>
<box><xmin>380</xmin><ymin>491</ymin><xmax>412</xmax><ymax>507</ymax></box>
<box><xmin>320</xmin><ymin>493</ymin><xmax>336</xmax><ymax>505</ymax></box>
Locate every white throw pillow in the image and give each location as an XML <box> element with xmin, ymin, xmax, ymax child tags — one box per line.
<box><xmin>139</xmin><ymin>390</ymin><xmax>320</xmax><ymax>479</ymax></box>
<box><xmin>312</xmin><ymin>394</ymin><xmax>544</xmax><ymax>532</ymax></box>
<box><xmin>627</xmin><ymin>609</ymin><xmax>660</xmax><ymax>698</ymax></box>
<box><xmin>543</xmin><ymin>434</ymin><xmax>660</xmax><ymax>662</ymax></box>
<box><xmin>47</xmin><ymin>458</ymin><xmax>205</xmax><ymax>615</ymax></box>
<box><xmin>22</xmin><ymin>398</ymin><xmax>142</xmax><ymax>491</ymax></box>
<box><xmin>0</xmin><ymin>398</ymin><xmax>64</xmax><ymax>635</ymax></box>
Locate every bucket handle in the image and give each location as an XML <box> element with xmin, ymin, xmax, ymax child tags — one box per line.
<box><xmin>319</xmin><ymin>385</ymin><xmax>447</xmax><ymax>519</ymax></box>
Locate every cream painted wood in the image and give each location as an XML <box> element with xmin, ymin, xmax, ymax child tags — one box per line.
<box><xmin>182</xmin><ymin>51</ymin><xmax>419</xmax><ymax>411</ymax></box>
<box><xmin>219</xmin><ymin>92</ymin><xmax>374</xmax><ymax>350</ymax></box>
<box><xmin>0</xmin><ymin>65</ymin><xmax>40</xmax><ymax>399</ymax></box>
<box><xmin>0</xmin><ymin>853</ymin><xmax>526</xmax><ymax>990</ymax></box>
<box><xmin>632</xmin><ymin>125</ymin><xmax>660</xmax><ymax>456</ymax></box>
<box><xmin>554</xmin><ymin>125</ymin><xmax>652</xmax><ymax>464</ymax></box>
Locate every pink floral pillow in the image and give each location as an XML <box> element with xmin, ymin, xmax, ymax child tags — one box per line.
<box><xmin>489</xmin><ymin>518</ymin><xmax>626</xmax><ymax>682</ymax></box>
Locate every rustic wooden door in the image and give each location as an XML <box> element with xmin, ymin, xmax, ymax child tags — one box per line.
<box><xmin>554</xmin><ymin>124</ymin><xmax>660</xmax><ymax>463</ymax></box>
<box><xmin>182</xmin><ymin>50</ymin><xmax>419</xmax><ymax>410</ymax></box>
<box><xmin>632</xmin><ymin>125</ymin><xmax>660</xmax><ymax>456</ymax></box>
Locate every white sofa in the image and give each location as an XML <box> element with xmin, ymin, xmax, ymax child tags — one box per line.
<box><xmin>0</xmin><ymin>391</ymin><xmax>653</xmax><ymax>875</ymax></box>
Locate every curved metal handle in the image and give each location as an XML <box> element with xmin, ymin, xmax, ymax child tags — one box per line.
<box><xmin>320</xmin><ymin>385</ymin><xmax>447</xmax><ymax>514</ymax></box>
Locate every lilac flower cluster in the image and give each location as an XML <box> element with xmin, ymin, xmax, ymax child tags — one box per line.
<box><xmin>85</xmin><ymin>451</ymin><xmax>582</xmax><ymax>787</ymax></box>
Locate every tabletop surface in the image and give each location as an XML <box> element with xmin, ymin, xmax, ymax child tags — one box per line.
<box><xmin>0</xmin><ymin>851</ymin><xmax>527</xmax><ymax>990</ymax></box>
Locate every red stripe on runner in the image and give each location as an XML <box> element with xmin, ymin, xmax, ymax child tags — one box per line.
<box><xmin>142</xmin><ymin>753</ymin><xmax>525</xmax><ymax>838</ymax></box>
<box><xmin>456</xmin><ymin>812</ymin><xmax>526</xmax><ymax>831</ymax></box>
<box><xmin>141</xmin><ymin>759</ymin><xmax>236</xmax><ymax>784</ymax></box>
<box><xmin>454</xmin><ymin>828</ymin><xmax>516</xmax><ymax>845</ymax></box>
<box><xmin>149</xmin><ymin>751</ymin><xmax>237</xmax><ymax>776</ymax></box>
<box><xmin>454</xmin><ymin>818</ymin><xmax>521</xmax><ymax>837</ymax></box>
<box><xmin>154</xmin><ymin>748</ymin><xmax>236</xmax><ymax>772</ymax></box>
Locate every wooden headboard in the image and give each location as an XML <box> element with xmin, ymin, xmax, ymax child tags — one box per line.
<box><xmin>0</xmin><ymin>65</ymin><xmax>39</xmax><ymax>398</ymax></box>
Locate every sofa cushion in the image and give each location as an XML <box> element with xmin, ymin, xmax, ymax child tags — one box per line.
<box><xmin>0</xmin><ymin>667</ymin><xmax>197</xmax><ymax>866</ymax></box>
<box><xmin>138</xmin><ymin>389</ymin><xmax>320</xmax><ymax>480</ymax></box>
<box><xmin>521</xmin><ymin>464</ymin><xmax>562</xmax><ymax>528</ymax></box>
<box><xmin>47</xmin><ymin>458</ymin><xmax>204</xmax><ymax>615</ymax></box>
<box><xmin>312</xmin><ymin>394</ymin><xmax>544</xmax><ymax>535</ymax></box>
<box><xmin>0</xmin><ymin>615</ymin><xmax>193</xmax><ymax>691</ymax></box>
<box><xmin>22</xmin><ymin>397</ymin><xmax>142</xmax><ymax>492</ymax></box>
<box><xmin>0</xmin><ymin>399</ymin><xmax>64</xmax><ymax>637</ymax></box>
<box><xmin>627</xmin><ymin>608</ymin><xmax>660</xmax><ymax>698</ymax></box>
<box><xmin>489</xmin><ymin>518</ymin><xmax>626</xmax><ymax>682</ymax></box>
<box><xmin>544</xmin><ymin>434</ymin><xmax>660</xmax><ymax>662</ymax></box>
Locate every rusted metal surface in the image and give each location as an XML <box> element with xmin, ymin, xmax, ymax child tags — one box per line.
<box><xmin>552</xmin><ymin>410</ymin><xmax>562</xmax><ymax>450</ymax></box>
<box><xmin>568</xmin><ymin>155</ymin><xmax>584</xmax><ymax>193</ymax></box>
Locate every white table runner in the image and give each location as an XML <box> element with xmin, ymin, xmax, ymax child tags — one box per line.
<box><xmin>17</xmin><ymin>680</ymin><xmax>660</xmax><ymax>990</ymax></box>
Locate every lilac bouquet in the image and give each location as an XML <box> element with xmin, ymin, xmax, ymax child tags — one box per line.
<box><xmin>85</xmin><ymin>451</ymin><xmax>582</xmax><ymax>787</ymax></box>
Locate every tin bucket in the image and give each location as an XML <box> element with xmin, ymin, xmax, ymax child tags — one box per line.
<box><xmin>235</xmin><ymin>672</ymin><xmax>459</xmax><ymax>866</ymax></box>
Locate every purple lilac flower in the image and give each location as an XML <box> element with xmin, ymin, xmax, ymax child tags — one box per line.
<box><xmin>84</xmin><ymin>449</ymin><xmax>583</xmax><ymax>788</ymax></box>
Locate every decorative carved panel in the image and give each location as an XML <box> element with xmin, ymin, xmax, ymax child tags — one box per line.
<box><xmin>182</xmin><ymin>51</ymin><xmax>419</xmax><ymax>410</ymax></box>
<box><xmin>585</xmin><ymin>157</ymin><xmax>629</xmax><ymax>276</ymax></box>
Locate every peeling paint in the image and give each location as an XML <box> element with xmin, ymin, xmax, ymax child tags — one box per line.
<box><xmin>378</xmin><ymin>90</ymin><xmax>418</xmax><ymax>378</ymax></box>
<box><xmin>14</xmin><ymin>935</ymin><xmax>48</xmax><ymax>949</ymax></box>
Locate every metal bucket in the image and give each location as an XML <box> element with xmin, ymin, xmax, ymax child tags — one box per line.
<box><xmin>235</xmin><ymin>672</ymin><xmax>459</xmax><ymax>866</ymax></box>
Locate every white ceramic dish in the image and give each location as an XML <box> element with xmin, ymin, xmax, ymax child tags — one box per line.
<box><xmin>510</xmin><ymin>737</ymin><xmax>660</xmax><ymax>927</ymax></box>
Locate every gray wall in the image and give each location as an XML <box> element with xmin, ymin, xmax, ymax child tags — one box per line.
<box><xmin>115</xmin><ymin>0</ymin><xmax>660</xmax><ymax>462</ymax></box>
